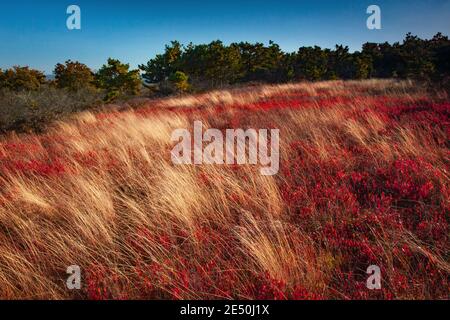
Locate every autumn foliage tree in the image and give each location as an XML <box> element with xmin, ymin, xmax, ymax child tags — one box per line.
<box><xmin>54</xmin><ymin>60</ymin><xmax>95</xmax><ymax>91</ymax></box>
<box><xmin>0</xmin><ymin>66</ymin><xmax>46</xmax><ymax>91</ymax></box>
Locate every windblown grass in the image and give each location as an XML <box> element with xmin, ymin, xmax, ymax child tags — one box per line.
<box><xmin>0</xmin><ymin>79</ymin><xmax>448</xmax><ymax>299</ymax></box>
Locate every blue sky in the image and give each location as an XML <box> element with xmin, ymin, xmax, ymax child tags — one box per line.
<box><xmin>1</xmin><ymin>0</ymin><xmax>449</xmax><ymax>73</ymax></box>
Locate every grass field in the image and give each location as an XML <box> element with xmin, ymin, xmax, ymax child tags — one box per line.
<box><xmin>0</xmin><ymin>79</ymin><xmax>448</xmax><ymax>299</ymax></box>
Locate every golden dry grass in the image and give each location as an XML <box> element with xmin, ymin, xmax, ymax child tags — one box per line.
<box><xmin>0</xmin><ymin>79</ymin><xmax>448</xmax><ymax>299</ymax></box>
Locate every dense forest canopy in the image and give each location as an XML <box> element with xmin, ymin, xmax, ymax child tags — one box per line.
<box><xmin>139</xmin><ymin>33</ymin><xmax>450</xmax><ymax>90</ymax></box>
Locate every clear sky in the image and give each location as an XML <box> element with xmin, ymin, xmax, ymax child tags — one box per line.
<box><xmin>1</xmin><ymin>0</ymin><xmax>449</xmax><ymax>73</ymax></box>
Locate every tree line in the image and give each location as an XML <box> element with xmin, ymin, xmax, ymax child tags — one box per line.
<box><xmin>1</xmin><ymin>33</ymin><xmax>449</xmax><ymax>101</ymax></box>
<box><xmin>140</xmin><ymin>33</ymin><xmax>450</xmax><ymax>92</ymax></box>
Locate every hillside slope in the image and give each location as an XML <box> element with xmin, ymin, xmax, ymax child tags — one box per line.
<box><xmin>0</xmin><ymin>80</ymin><xmax>448</xmax><ymax>299</ymax></box>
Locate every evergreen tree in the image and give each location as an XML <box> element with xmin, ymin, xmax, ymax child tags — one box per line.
<box><xmin>96</xmin><ymin>58</ymin><xmax>141</xmax><ymax>102</ymax></box>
